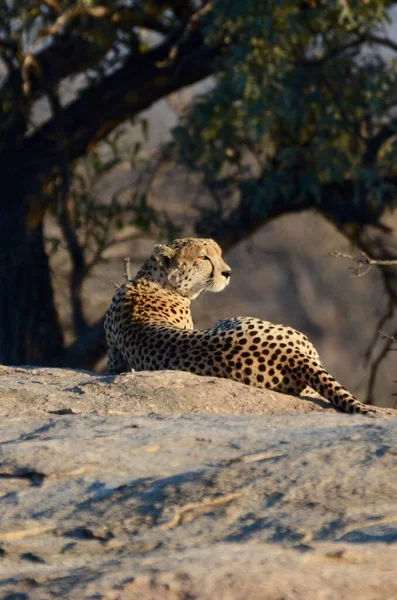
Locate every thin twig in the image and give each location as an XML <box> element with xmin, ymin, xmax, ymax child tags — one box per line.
<box><xmin>330</xmin><ymin>250</ymin><xmax>397</xmax><ymax>277</ymax></box>
<box><xmin>379</xmin><ymin>331</ymin><xmax>397</xmax><ymax>346</ymax></box>
<box><xmin>109</xmin><ymin>278</ymin><xmax>120</xmax><ymax>289</ymax></box>
<box><xmin>123</xmin><ymin>257</ymin><xmax>131</xmax><ymax>281</ymax></box>
<box><xmin>364</xmin><ymin>298</ymin><xmax>394</xmax><ymax>364</ymax></box>
<box><xmin>331</xmin><ymin>245</ymin><xmax>397</xmax><ymax>404</ymax></box>
<box><xmin>156</xmin><ymin>1</ymin><xmax>213</xmax><ymax>68</ymax></box>
<box><xmin>162</xmin><ymin>491</ymin><xmax>244</xmax><ymax>530</ymax></box>
<box><xmin>366</xmin><ymin>326</ymin><xmax>397</xmax><ymax>405</ymax></box>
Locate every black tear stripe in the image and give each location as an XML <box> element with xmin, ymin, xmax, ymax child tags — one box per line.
<box><xmin>207</xmin><ymin>257</ymin><xmax>215</xmax><ymax>280</ymax></box>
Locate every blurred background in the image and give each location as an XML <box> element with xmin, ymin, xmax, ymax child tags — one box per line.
<box><xmin>1</xmin><ymin>1</ymin><xmax>397</xmax><ymax>406</ymax></box>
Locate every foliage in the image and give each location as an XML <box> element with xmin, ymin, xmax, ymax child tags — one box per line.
<box><xmin>175</xmin><ymin>1</ymin><xmax>397</xmax><ymax>222</ymax></box>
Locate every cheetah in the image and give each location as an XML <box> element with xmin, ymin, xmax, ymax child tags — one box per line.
<box><xmin>105</xmin><ymin>237</ymin><xmax>373</xmax><ymax>415</ymax></box>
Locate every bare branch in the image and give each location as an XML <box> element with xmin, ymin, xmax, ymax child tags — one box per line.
<box><xmin>330</xmin><ymin>250</ymin><xmax>397</xmax><ymax>277</ymax></box>
<box><xmin>124</xmin><ymin>257</ymin><xmax>131</xmax><ymax>282</ymax></box>
<box><xmin>47</xmin><ymin>87</ymin><xmax>88</xmax><ymax>336</ymax></box>
<box><xmin>331</xmin><ymin>223</ymin><xmax>397</xmax><ymax>404</ymax></box>
<box><xmin>364</xmin><ymin>297</ymin><xmax>394</xmax><ymax>364</ymax></box>
<box><xmin>366</xmin><ymin>326</ymin><xmax>397</xmax><ymax>405</ymax></box>
<box><xmin>378</xmin><ymin>331</ymin><xmax>397</xmax><ymax>346</ymax></box>
<box><xmin>109</xmin><ymin>278</ymin><xmax>120</xmax><ymax>289</ymax></box>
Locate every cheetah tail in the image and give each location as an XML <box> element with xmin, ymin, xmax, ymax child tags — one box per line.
<box><xmin>290</xmin><ymin>354</ymin><xmax>374</xmax><ymax>415</ymax></box>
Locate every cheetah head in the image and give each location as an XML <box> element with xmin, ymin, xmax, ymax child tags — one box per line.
<box><xmin>153</xmin><ymin>238</ymin><xmax>231</xmax><ymax>299</ymax></box>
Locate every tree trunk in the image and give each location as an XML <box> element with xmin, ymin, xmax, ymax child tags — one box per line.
<box><xmin>0</xmin><ymin>25</ymin><xmax>218</xmax><ymax>367</ymax></box>
<box><xmin>0</xmin><ymin>173</ymin><xmax>63</xmax><ymax>365</ymax></box>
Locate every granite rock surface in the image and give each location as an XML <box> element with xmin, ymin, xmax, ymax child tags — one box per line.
<box><xmin>0</xmin><ymin>367</ymin><xmax>396</xmax><ymax>599</ymax></box>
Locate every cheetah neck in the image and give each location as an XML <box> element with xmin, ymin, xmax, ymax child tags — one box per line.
<box><xmin>134</xmin><ymin>257</ymin><xmax>168</xmax><ymax>288</ymax></box>
<box><xmin>126</xmin><ymin>278</ymin><xmax>193</xmax><ymax>329</ymax></box>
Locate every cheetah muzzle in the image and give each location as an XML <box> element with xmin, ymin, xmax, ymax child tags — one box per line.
<box><xmin>105</xmin><ymin>237</ymin><xmax>373</xmax><ymax>415</ymax></box>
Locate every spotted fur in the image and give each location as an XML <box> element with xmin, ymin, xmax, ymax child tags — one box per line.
<box><xmin>105</xmin><ymin>238</ymin><xmax>373</xmax><ymax>415</ymax></box>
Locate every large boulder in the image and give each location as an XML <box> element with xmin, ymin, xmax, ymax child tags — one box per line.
<box><xmin>0</xmin><ymin>367</ymin><xmax>396</xmax><ymax>599</ymax></box>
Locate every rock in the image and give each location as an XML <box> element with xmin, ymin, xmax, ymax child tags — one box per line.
<box><xmin>0</xmin><ymin>366</ymin><xmax>394</xmax><ymax>418</ymax></box>
<box><xmin>0</xmin><ymin>367</ymin><xmax>396</xmax><ymax>599</ymax></box>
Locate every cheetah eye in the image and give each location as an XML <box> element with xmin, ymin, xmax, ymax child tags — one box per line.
<box><xmin>198</xmin><ymin>255</ymin><xmax>210</xmax><ymax>261</ymax></box>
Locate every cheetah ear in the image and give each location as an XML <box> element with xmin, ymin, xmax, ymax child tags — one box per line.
<box><xmin>153</xmin><ymin>244</ymin><xmax>176</xmax><ymax>268</ymax></box>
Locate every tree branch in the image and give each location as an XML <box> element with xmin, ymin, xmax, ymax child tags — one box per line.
<box><xmin>363</xmin><ymin>122</ymin><xmax>397</xmax><ymax>166</ymax></box>
<box><xmin>366</xmin><ymin>325</ymin><xmax>397</xmax><ymax>406</ymax></box>
<box><xmin>333</xmin><ymin>223</ymin><xmax>397</xmax><ymax>405</ymax></box>
<box><xmin>47</xmin><ymin>86</ymin><xmax>88</xmax><ymax>337</ymax></box>
<box><xmin>196</xmin><ymin>174</ymin><xmax>397</xmax><ymax>251</ymax></box>
<box><xmin>0</xmin><ymin>2</ymin><xmax>205</xmax><ymax>111</ymax></box>
<box><xmin>300</xmin><ymin>36</ymin><xmax>365</xmax><ymax>67</ymax></box>
<box><xmin>367</xmin><ymin>34</ymin><xmax>397</xmax><ymax>54</ymax></box>
<box><xmin>16</xmin><ymin>26</ymin><xmax>220</xmax><ymax>202</ymax></box>
<box><xmin>330</xmin><ymin>250</ymin><xmax>397</xmax><ymax>277</ymax></box>
<box><xmin>156</xmin><ymin>1</ymin><xmax>213</xmax><ymax>68</ymax></box>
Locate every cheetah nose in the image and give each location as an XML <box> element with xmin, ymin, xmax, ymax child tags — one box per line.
<box><xmin>222</xmin><ymin>270</ymin><xmax>231</xmax><ymax>279</ymax></box>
